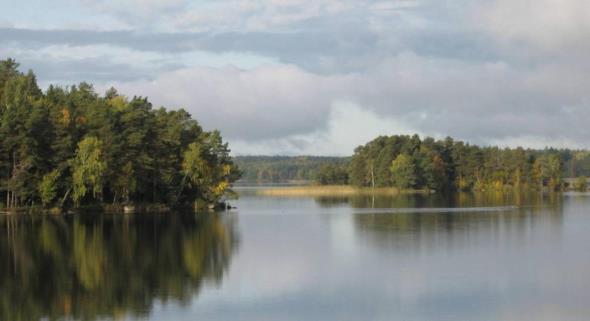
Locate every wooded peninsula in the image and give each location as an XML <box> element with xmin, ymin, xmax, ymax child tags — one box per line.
<box><xmin>0</xmin><ymin>59</ymin><xmax>241</xmax><ymax>212</ymax></box>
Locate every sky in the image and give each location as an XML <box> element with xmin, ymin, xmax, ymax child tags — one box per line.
<box><xmin>1</xmin><ymin>0</ymin><xmax>589</xmax><ymax>155</ymax></box>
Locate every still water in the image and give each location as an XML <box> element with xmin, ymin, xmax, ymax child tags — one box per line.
<box><xmin>2</xmin><ymin>191</ymin><xmax>590</xmax><ymax>320</ymax></box>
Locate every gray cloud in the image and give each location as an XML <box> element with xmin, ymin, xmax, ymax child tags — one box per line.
<box><xmin>1</xmin><ymin>0</ymin><xmax>590</xmax><ymax>154</ymax></box>
<box><xmin>22</xmin><ymin>57</ymin><xmax>169</xmax><ymax>84</ymax></box>
<box><xmin>110</xmin><ymin>49</ymin><xmax>590</xmax><ymax>154</ymax></box>
<box><xmin>0</xmin><ymin>25</ymin><xmax>502</xmax><ymax>77</ymax></box>
<box><xmin>115</xmin><ymin>64</ymin><xmax>350</xmax><ymax>140</ymax></box>
<box><xmin>0</xmin><ymin>27</ymin><xmax>378</xmax><ymax>76</ymax></box>
<box><xmin>0</xmin><ymin>28</ymin><xmax>203</xmax><ymax>52</ymax></box>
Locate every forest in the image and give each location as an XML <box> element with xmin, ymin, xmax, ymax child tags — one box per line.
<box><xmin>234</xmin><ymin>156</ymin><xmax>349</xmax><ymax>183</ymax></box>
<box><xmin>348</xmin><ymin>135</ymin><xmax>587</xmax><ymax>191</ymax></box>
<box><xmin>0</xmin><ymin>59</ymin><xmax>241</xmax><ymax>211</ymax></box>
<box><xmin>238</xmin><ymin>136</ymin><xmax>590</xmax><ymax>192</ymax></box>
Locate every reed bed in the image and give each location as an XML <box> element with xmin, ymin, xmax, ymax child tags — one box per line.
<box><xmin>256</xmin><ymin>185</ymin><xmax>430</xmax><ymax>197</ymax></box>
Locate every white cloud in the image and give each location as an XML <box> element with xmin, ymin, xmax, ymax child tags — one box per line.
<box><xmin>4</xmin><ymin>0</ymin><xmax>590</xmax><ymax>155</ymax></box>
<box><xmin>114</xmin><ymin>63</ymin><xmax>351</xmax><ymax>140</ymax></box>
<box><xmin>479</xmin><ymin>0</ymin><xmax>590</xmax><ymax>53</ymax></box>
<box><xmin>230</xmin><ymin>101</ymin><xmax>420</xmax><ymax>155</ymax></box>
<box><xmin>108</xmin><ymin>48</ymin><xmax>590</xmax><ymax>154</ymax></box>
<box><xmin>70</xmin><ymin>0</ymin><xmax>360</xmax><ymax>32</ymax></box>
<box><xmin>76</xmin><ymin>0</ymin><xmax>189</xmax><ymax>30</ymax></box>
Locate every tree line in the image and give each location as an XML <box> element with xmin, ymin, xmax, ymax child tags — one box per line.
<box><xmin>237</xmin><ymin>137</ymin><xmax>590</xmax><ymax>191</ymax></box>
<box><xmin>346</xmin><ymin>135</ymin><xmax>582</xmax><ymax>191</ymax></box>
<box><xmin>234</xmin><ymin>156</ymin><xmax>349</xmax><ymax>183</ymax></box>
<box><xmin>0</xmin><ymin>59</ymin><xmax>241</xmax><ymax>210</ymax></box>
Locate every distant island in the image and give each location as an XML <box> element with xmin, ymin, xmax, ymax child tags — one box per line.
<box><xmin>237</xmin><ymin>135</ymin><xmax>590</xmax><ymax>193</ymax></box>
<box><xmin>0</xmin><ymin>59</ymin><xmax>241</xmax><ymax>212</ymax></box>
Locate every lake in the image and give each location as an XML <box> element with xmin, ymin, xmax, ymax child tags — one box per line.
<box><xmin>2</xmin><ymin>190</ymin><xmax>590</xmax><ymax>320</ymax></box>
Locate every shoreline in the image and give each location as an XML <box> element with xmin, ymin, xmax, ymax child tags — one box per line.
<box><xmin>253</xmin><ymin>185</ymin><xmax>586</xmax><ymax>197</ymax></box>
<box><xmin>255</xmin><ymin>185</ymin><xmax>432</xmax><ymax>197</ymax></box>
<box><xmin>0</xmin><ymin>201</ymin><xmax>233</xmax><ymax>215</ymax></box>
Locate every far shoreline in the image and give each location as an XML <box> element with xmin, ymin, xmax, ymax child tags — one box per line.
<box><xmin>254</xmin><ymin>185</ymin><xmax>432</xmax><ymax>197</ymax></box>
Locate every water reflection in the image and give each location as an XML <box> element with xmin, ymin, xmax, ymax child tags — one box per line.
<box><xmin>347</xmin><ymin>194</ymin><xmax>564</xmax><ymax>252</ymax></box>
<box><xmin>0</xmin><ymin>213</ymin><xmax>238</xmax><ymax>321</ymax></box>
<box><xmin>192</xmin><ymin>192</ymin><xmax>585</xmax><ymax>321</ymax></box>
<box><xmin>1</xmin><ymin>193</ymin><xmax>587</xmax><ymax>321</ymax></box>
<box><xmin>315</xmin><ymin>191</ymin><xmax>562</xmax><ymax>209</ymax></box>
<box><xmin>314</xmin><ymin>192</ymin><xmax>564</xmax><ymax>252</ymax></box>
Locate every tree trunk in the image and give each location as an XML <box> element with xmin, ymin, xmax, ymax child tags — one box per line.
<box><xmin>10</xmin><ymin>152</ymin><xmax>16</xmax><ymax>208</ymax></box>
<box><xmin>60</xmin><ymin>188</ymin><xmax>71</xmax><ymax>208</ymax></box>
<box><xmin>371</xmin><ymin>164</ymin><xmax>375</xmax><ymax>190</ymax></box>
<box><xmin>175</xmin><ymin>174</ymin><xmax>188</xmax><ymax>204</ymax></box>
<box><xmin>152</xmin><ymin>172</ymin><xmax>157</xmax><ymax>203</ymax></box>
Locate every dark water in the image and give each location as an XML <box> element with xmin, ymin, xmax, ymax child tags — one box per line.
<box><xmin>2</xmin><ymin>191</ymin><xmax>590</xmax><ymax>321</ymax></box>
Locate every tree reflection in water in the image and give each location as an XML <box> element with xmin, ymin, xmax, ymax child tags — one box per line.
<box><xmin>0</xmin><ymin>213</ymin><xmax>238</xmax><ymax>321</ymax></box>
<box><xmin>314</xmin><ymin>191</ymin><xmax>563</xmax><ymax>209</ymax></box>
<box><xmin>315</xmin><ymin>192</ymin><xmax>564</xmax><ymax>250</ymax></box>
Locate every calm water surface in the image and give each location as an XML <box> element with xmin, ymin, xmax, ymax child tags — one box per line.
<box><xmin>2</xmin><ymin>191</ymin><xmax>590</xmax><ymax>320</ymax></box>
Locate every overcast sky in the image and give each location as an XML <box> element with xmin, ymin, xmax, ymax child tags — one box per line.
<box><xmin>1</xmin><ymin>0</ymin><xmax>589</xmax><ymax>155</ymax></box>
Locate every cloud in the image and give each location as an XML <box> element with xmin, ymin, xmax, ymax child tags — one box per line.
<box><xmin>0</xmin><ymin>27</ymin><xmax>377</xmax><ymax>74</ymax></box>
<box><xmin>0</xmin><ymin>43</ymin><xmax>184</xmax><ymax>84</ymax></box>
<box><xmin>113</xmin><ymin>63</ymin><xmax>350</xmax><ymax>141</ymax></box>
<box><xmin>108</xmin><ymin>49</ymin><xmax>590</xmax><ymax>154</ymax></box>
<box><xmin>76</xmin><ymin>0</ymin><xmax>364</xmax><ymax>32</ymax></box>
<box><xmin>0</xmin><ymin>26</ymin><xmax>383</xmax><ymax>74</ymax></box>
<box><xmin>230</xmin><ymin>102</ymin><xmax>420</xmax><ymax>155</ymax></box>
<box><xmin>0</xmin><ymin>0</ymin><xmax>493</xmax><ymax>76</ymax></box>
<box><xmin>478</xmin><ymin>0</ymin><xmax>590</xmax><ymax>53</ymax></box>
<box><xmin>2</xmin><ymin>0</ymin><xmax>590</xmax><ymax>155</ymax></box>
<box><xmin>0</xmin><ymin>1</ymin><xmax>439</xmax><ymax>74</ymax></box>
<box><xmin>76</xmin><ymin>0</ymin><xmax>190</xmax><ymax>30</ymax></box>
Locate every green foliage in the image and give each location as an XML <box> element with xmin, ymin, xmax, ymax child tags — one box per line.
<box><xmin>546</xmin><ymin>155</ymin><xmax>563</xmax><ymax>191</ymax></box>
<box><xmin>575</xmin><ymin>176</ymin><xmax>587</xmax><ymax>191</ymax></box>
<box><xmin>349</xmin><ymin>135</ymin><xmax>567</xmax><ymax>192</ymax></box>
<box><xmin>0</xmin><ymin>59</ymin><xmax>240</xmax><ymax>209</ymax></box>
<box><xmin>316</xmin><ymin>164</ymin><xmax>349</xmax><ymax>185</ymax></box>
<box><xmin>182</xmin><ymin>142</ymin><xmax>209</xmax><ymax>185</ymax></box>
<box><xmin>390</xmin><ymin>153</ymin><xmax>416</xmax><ymax>189</ymax></box>
<box><xmin>70</xmin><ymin>137</ymin><xmax>107</xmax><ymax>205</ymax></box>
<box><xmin>38</xmin><ymin>169</ymin><xmax>60</xmax><ymax>206</ymax></box>
<box><xmin>234</xmin><ymin>156</ymin><xmax>349</xmax><ymax>183</ymax></box>
<box><xmin>181</xmin><ymin>131</ymin><xmax>241</xmax><ymax>204</ymax></box>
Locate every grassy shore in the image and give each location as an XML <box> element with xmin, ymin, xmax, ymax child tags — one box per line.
<box><xmin>255</xmin><ymin>185</ymin><xmax>431</xmax><ymax>197</ymax></box>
